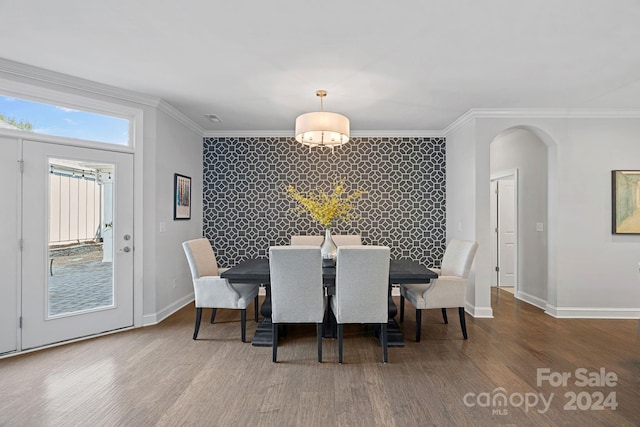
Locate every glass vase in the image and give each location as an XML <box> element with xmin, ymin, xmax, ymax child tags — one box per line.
<box><xmin>321</xmin><ymin>227</ymin><xmax>337</xmax><ymax>267</ymax></box>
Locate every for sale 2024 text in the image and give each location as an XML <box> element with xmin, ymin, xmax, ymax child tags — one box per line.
<box><xmin>537</xmin><ymin>367</ymin><xmax>618</xmax><ymax>411</ymax></box>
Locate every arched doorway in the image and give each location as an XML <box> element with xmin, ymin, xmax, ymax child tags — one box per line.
<box><xmin>488</xmin><ymin>126</ymin><xmax>554</xmax><ymax>311</ymax></box>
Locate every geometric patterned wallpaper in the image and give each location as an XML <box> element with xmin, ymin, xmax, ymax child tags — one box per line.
<box><xmin>203</xmin><ymin>136</ymin><xmax>446</xmax><ymax>268</ymax></box>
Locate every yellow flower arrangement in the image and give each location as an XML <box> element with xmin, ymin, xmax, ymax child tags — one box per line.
<box><xmin>285</xmin><ymin>181</ymin><xmax>364</xmax><ymax>228</ymax></box>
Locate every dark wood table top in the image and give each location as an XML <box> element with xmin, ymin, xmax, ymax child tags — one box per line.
<box><xmin>221</xmin><ymin>258</ymin><xmax>437</xmax><ymax>285</ymax></box>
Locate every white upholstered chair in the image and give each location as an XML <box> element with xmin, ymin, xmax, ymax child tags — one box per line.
<box><xmin>182</xmin><ymin>238</ymin><xmax>260</xmax><ymax>342</ymax></box>
<box><xmin>399</xmin><ymin>239</ymin><xmax>478</xmax><ymax>342</ymax></box>
<box><xmin>291</xmin><ymin>234</ymin><xmax>362</xmax><ymax>246</ymax></box>
<box><xmin>330</xmin><ymin>246</ymin><xmax>391</xmax><ymax>363</ymax></box>
<box><xmin>332</xmin><ymin>235</ymin><xmax>362</xmax><ymax>246</ymax></box>
<box><xmin>269</xmin><ymin>246</ymin><xmax>325</xmax><ymax>363</ymax></box>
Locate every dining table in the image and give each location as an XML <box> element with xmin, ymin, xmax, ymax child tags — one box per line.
<box><xmin>220</xmin><ymin>258</ymin><xmax>438</xmax><ymax>347</ymax></box>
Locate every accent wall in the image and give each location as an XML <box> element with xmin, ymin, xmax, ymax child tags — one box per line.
<box><xmin>203</xmin><ymin>136</ymin><xmax>446</xmax><ymax>269</ymax></box>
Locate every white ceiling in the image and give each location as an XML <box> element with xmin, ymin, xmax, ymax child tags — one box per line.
<box><xmin>1</xmin><ymin>0</ymin><xmax>640</xmax><ymax>133</ymax></box>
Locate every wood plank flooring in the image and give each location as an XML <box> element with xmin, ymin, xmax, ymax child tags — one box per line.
<box><xmin>1</xmin><ymin>288</ymin><xmax>639</xmax><ymax>426</ymax></box>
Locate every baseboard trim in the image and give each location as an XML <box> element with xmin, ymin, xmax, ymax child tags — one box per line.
<box><xmin>515</xmin><ymin>290</ymin><xmax>547</xmax><ymax>310</ymax></box>
<box><xmin>143</xmin><ymin>293</ymin><xmax>194</xmax><ymax>326</ymax></box>
<box><xmin>465</xmin><ymin>302</ymin><xmax>494</xmax><ymax>318</ymax></box>
<box><xmin>545</xmin><ymin>304</ymin><xmax>640</xmax><ymax>319</ymax></box>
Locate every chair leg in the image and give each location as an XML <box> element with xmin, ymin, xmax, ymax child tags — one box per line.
<box><xmin>415</xmin><ymin>309</ymin><xmax>421</xmax><ymax>342</ymax></box>
<box><xmin>381</xmin><ymin>323</ymin><xmax>388</xmax><ymax>363</ymax></box>
<box><xmin>459</xmin><ymin>307</ymin><xmax>468</xmax><ymax>339</ymax></box>
<box><xmin>441</xmin><ymin>308</ymin><xmax>448</xmax><ymax>324</ymax></box>
<box><xmin>210</xmin><ymin>308</ymin><xmax>217</xmax><ymax>324</ymax></box>
<box><xmin>193</xmin><ymin>307</ymin><xmax>202</xmax><ymax>340</ymax></box>
<box><xmin>272</xmin><ymin>322</ymin><xmax>278</xmax><ymax>362</ymax></box>
<box><xmin>337</xmin><ymin>324</ymin><xmax>344</xmax><ymax>364</ymax></box>
<box><xmin>399</xmin><ymin>295</ymin><xmax>405</xmax><ymax>322</ymax></box>
<box><xmin>317</xmin><ymin>323</ymin><xmax>323</xmax><ymax>363</ymax></box>
<box><xmin>241</xmin><ymin>309</ymin><xmax>247</xmax><ymax>343</ymax></box>
<box><xmin>254</xmin><ymin>294</ymin><xmax>259</xmax><ymax>322</ymax></box>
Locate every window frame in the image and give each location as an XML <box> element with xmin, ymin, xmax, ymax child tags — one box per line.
<box><xmin>0</xmin><ymin>79</ymin><xmax>141</xmax><ymax>151</ymax></box>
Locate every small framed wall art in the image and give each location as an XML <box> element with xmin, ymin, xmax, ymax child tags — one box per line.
<box><xmin>611</xmin><ymin>170</ymin><xmax>640</xmax><ymax>234</ymax></box>
<box><xmin>174</xmin><ymin>173</ymin><xmax>191</xmax><ymax>220</ymax></box>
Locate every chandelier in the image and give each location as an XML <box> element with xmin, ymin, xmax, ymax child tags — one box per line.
<box><xmin>294</xmin><ymin>90</ymin><xmax>350</xmax><ymax>152</ymax></box>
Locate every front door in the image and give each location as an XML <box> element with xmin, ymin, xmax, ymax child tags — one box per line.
<box><xmin>21</xmin><ymin>140</ymin><xmax>134</xmax><ymax>349</ymax></box>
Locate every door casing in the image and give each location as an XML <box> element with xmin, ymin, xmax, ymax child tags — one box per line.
<box><xmin>0</xmin><ymin>137</ymin><xmax>20</xmax><ymax>355</ymax></box>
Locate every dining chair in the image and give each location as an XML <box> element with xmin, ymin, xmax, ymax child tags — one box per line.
<box><xmin>269</xmin><ymin>246</ymin><xmax>325</xmax><ymax>363</ymax></box>
<box><xmin>290</xmin><ymin>235</ymin><xmax>323</xmax><ymax>246</ymax></box>
<box><xmin>332</xmin><ymin>235</ymin><xmax>362</xmax><ymax>246</ymax></box>
<box><xmin>182</xmin><ymin>238</ymin><xmax>260</xmax><ymax>342</ymax></box>
<box><xmin>330</xmin><ymin>245</ymin><xmax>391</xmax><ymax>363</ymax></box>
<box><xmin>399</xmin><ymin>239</ymin><xmax>479</xmax><ymax>342</ymax></box>
<box><xmin>290</xmin><ymin>234</ymin><xmax>362</xmax><ymax>246</ymax></box>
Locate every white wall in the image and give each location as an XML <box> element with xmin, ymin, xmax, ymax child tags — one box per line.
<box><xmin>147</xmin><ymin>109</ymin><xmax>202</xmax><ymax>324</ymax></box>
<box><xmin>552</xmin><ymin>119</ymin><xmax>639</xmax><ymax>316</ymax></box>
<box><xmin>491</xmin><ymin>128</ymin><xmax>548</xmax><ymax>305</ymax></box>
<box><xmin>445</xmin><ymin>120</ymin><xmax>489</xmax><ymax>316</ymax></box>
<box><xmin>449</xmin><ymin>115</ymin><xmax>640</xmax><ymax>318</ymax></box>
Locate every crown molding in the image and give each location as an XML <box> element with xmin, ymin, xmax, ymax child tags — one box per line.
<box><xmin>444</xmin><ymin>108</ymin><xmax>640</xmax><ymax>135</ymax></box>
<box><xmin>202</xmin><ymin>130</ymin><xmax>293</xmax><ymax>138</ymax></box>
<box><xmin>442</xmin><ymin>109</ymin><xmax>476</xmax><ymax>135</ymax></box>
<box><xmin>156</xmin><ymin>100</ymin><xmax>205</xmax><ymax>135</ymax></box>
<box><xmin>352</xmin><ymin>130</ymin><xmax>445</xmax><ymax>138</ymax></box>
<box><xmin>0</xmin><ymin>58</ymin><xmax>160</xmax><ymax>107</ymax></box>
<box><xmin>202</xmin><ymin>129</ymin><xmax>444</xmax><ymax>138</ymax></box>
<box><xmin>469</xmin><ymin>107</ymin><xmax>640</xmax><ymax>119</ymax></box>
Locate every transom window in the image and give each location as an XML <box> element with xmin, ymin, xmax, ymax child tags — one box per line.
<box><xmin>0</xmin><ymin>95</ymin><xmax>130</xmax><ymax>145</ymax></box>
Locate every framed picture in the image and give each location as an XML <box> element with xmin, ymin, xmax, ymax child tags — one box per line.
<box><xmin>612</xmin><ymin>170</ymin><xmax>640</xmax><ymax>234</ymax></box>
<box><xmin>174</xmin><ymin>173</ymin><xmax>191</xmax><ymax>220</ymax></box>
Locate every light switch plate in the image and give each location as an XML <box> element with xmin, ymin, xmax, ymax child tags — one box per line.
<box><xmin>536</xmin><ymin>223</ymin><xmax>544</xmax><ymax>232</ymax></box>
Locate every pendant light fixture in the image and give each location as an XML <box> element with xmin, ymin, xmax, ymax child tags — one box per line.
<box><xmin>295</xmin><ymin>90</ymin><xmax>350</xmax><ymax>152</ymax></box>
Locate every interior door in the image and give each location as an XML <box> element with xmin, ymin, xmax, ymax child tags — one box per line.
<box><xmin>21</xmin><ymin>140</ymin><xmax>134</xmax><ymax>350</ymax></box>
<box><xmin>490</xmin><ymin>180</ymin><xmax>498</xmax><ymax>287</ymax></box>
<box><xmin>0</xmin><ymin>137</ymin><xmax>19</xmax><ymax>354</ymax></box>
<box><xmin>497</xmin><ymin>179</ymin><xmax>517</xmax><ymax>287</ymax></box>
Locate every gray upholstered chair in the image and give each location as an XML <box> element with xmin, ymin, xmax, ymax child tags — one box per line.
<box><xmin>399</xmin><ymin>239</ymin><xmax>479</xmax><ymax>342</ymax></box>
<box><xmin>269</xmin><ymin>246</ymin><xmax>325</xmax><ymax>363</ymax></box>
<box><xmin>182</xmin><ymin>238</ymin><xmax>260</xmax><ymax>342</ymax></box>
<box><xmin>291</xmin><ymin>234</ymin><xmax>362</xmax><ymax>246</ymax></box>
<box><xmin>330</xmin><ymin>245</ymin><xmax>391</xmax><ymax>363</ymax></box>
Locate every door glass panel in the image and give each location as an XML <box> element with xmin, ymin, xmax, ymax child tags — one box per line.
<box><xmin>47</xmin><ymin>158</ymin><xmax>115</xmax><ymax>317</ymax></box>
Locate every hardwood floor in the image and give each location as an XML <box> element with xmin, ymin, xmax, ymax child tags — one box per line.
<box><xmin>1</xmin><ymin>288</ymin><xmax>638</xmax><ymax>426</ymax></box>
